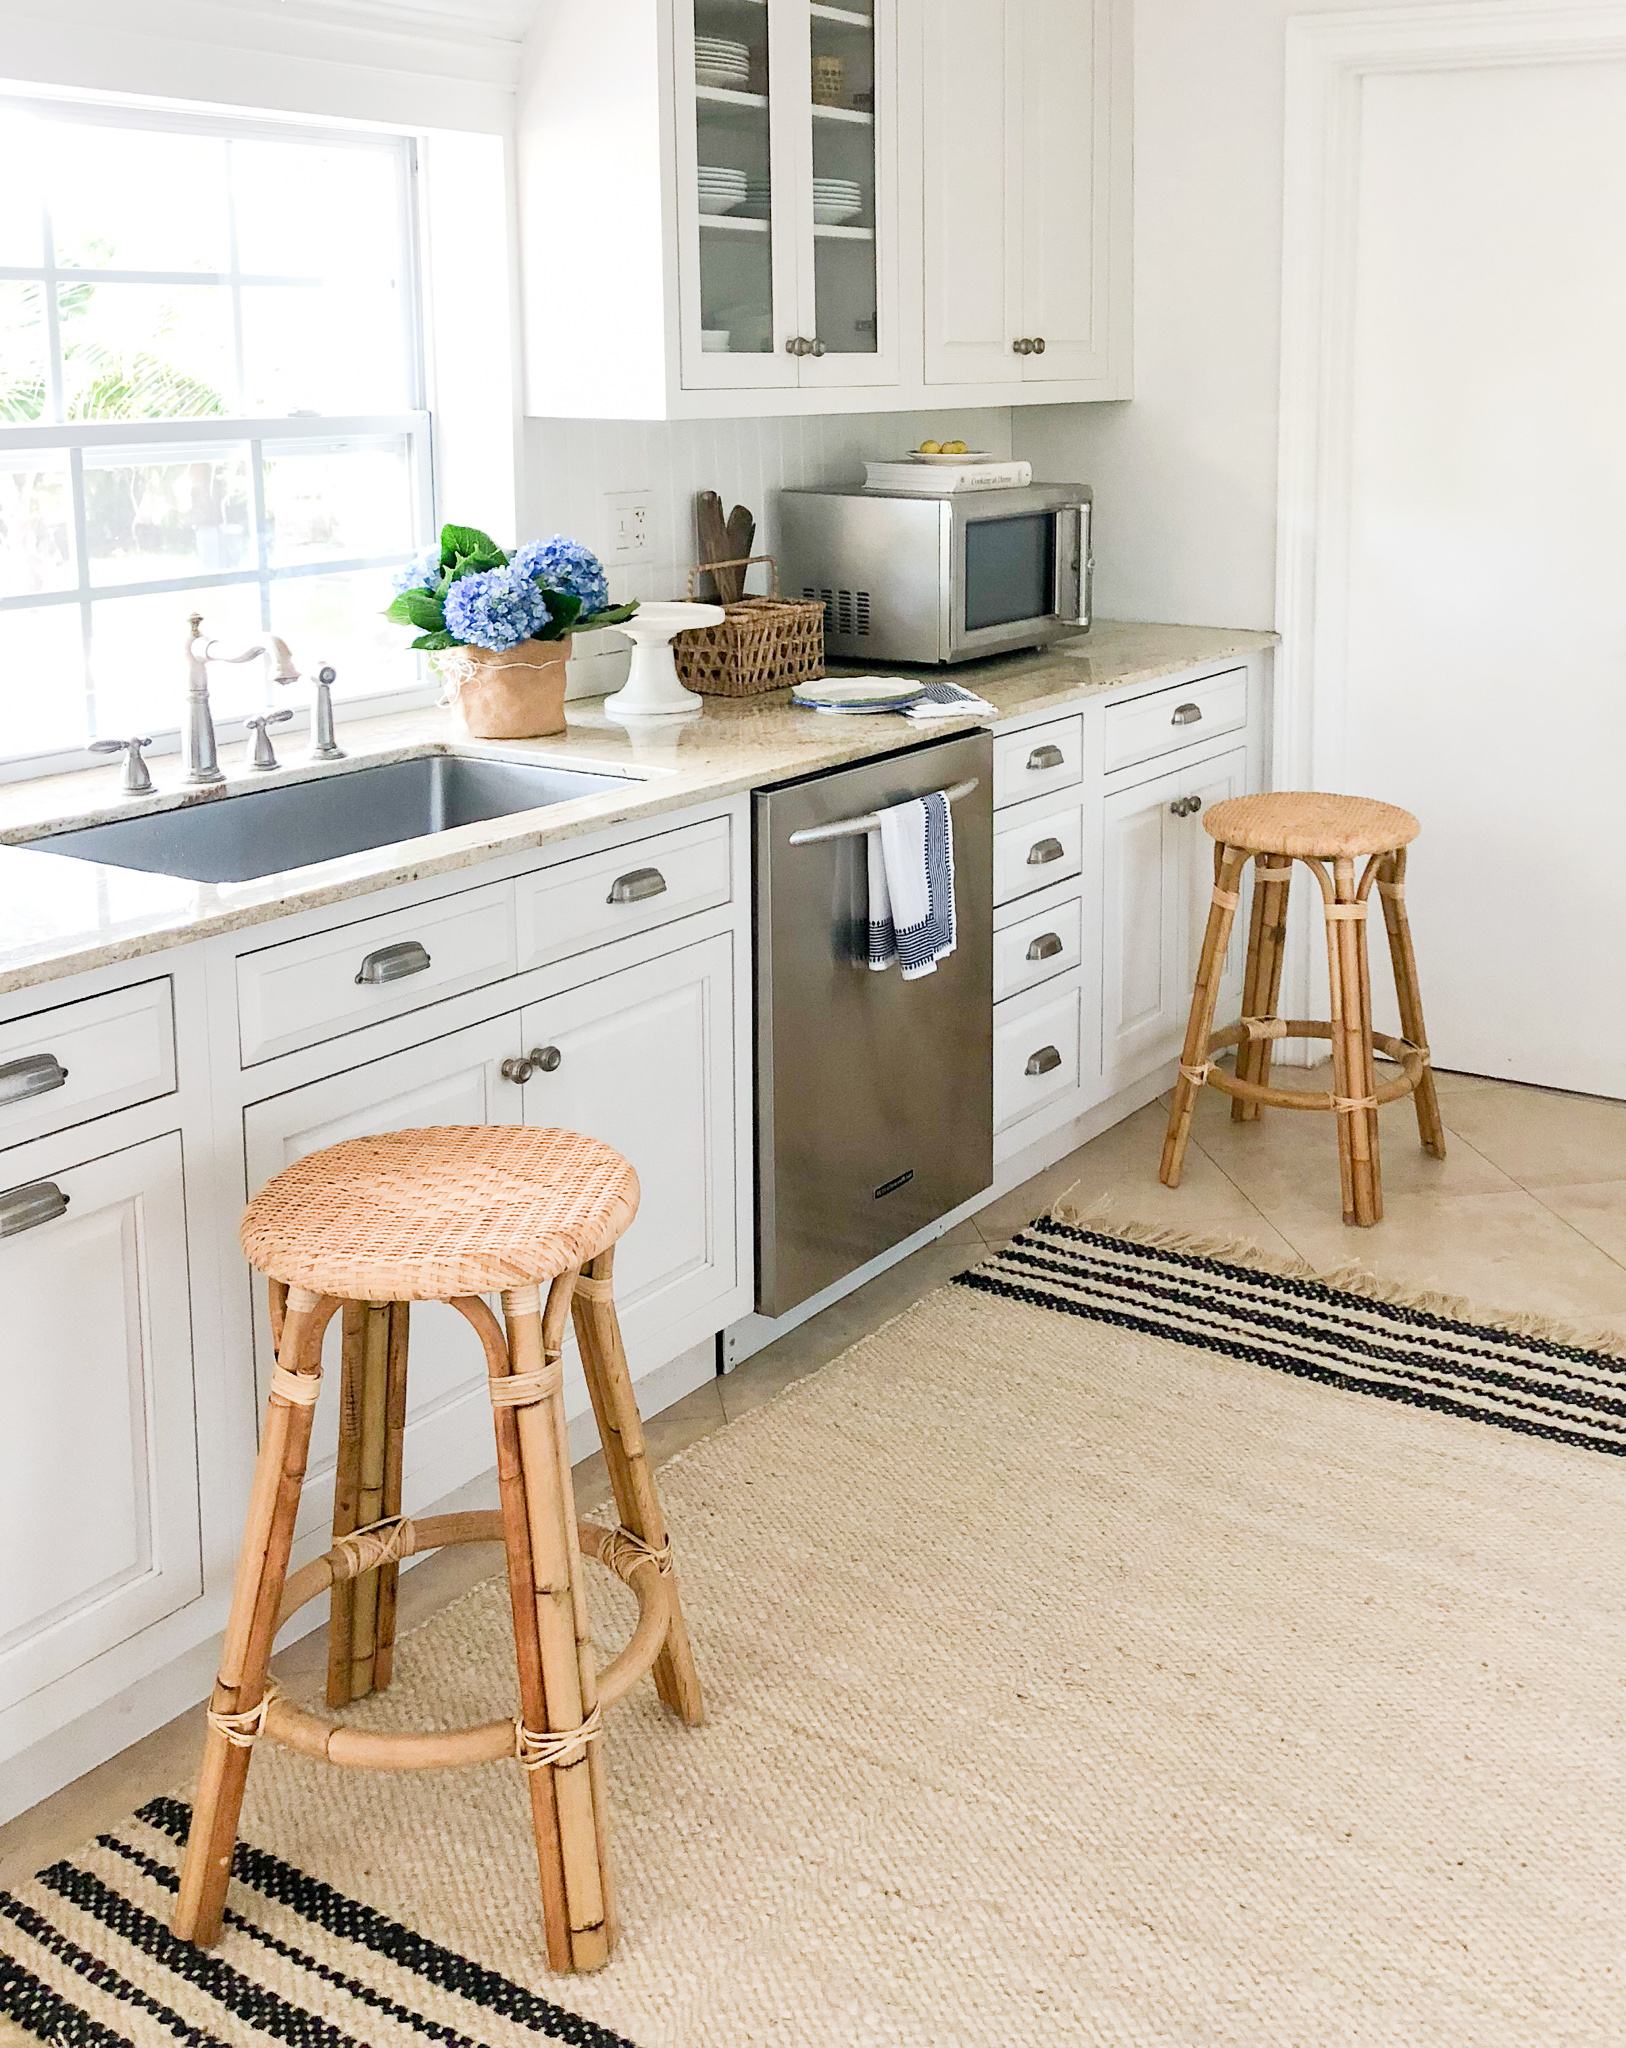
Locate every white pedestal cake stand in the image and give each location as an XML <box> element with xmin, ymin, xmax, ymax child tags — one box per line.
<box><xmin>603</xmin><ymin>600</ymin><xmax>727</xmax><ymax>722</ymax></box>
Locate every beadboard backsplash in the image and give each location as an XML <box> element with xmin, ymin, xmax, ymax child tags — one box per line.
<box><xmin>526</xmin><ymin>409</ymin><xmax>1013</xmax><ymax>695</ymax></box>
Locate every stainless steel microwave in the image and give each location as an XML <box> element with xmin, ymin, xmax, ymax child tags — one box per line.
<box><xmin>777</xmin><ymin>482</ymin><xmax>1092</xmax><ymax>666</ymax></box>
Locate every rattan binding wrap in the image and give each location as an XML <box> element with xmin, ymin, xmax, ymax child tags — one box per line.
<box><xmin>674</xmin><ymin>555</ymin><xmax>825</xmax><ymax>699</ymax></box>
<box><xmin>1202</xmin><ymin>791</ymin><xmax>1420</xmax><ymax>858</ymax></box>
<box><xmin>239</xmin><ymin>1127</ymin><xmax>640</xmax><ymax>1299</ymax></box>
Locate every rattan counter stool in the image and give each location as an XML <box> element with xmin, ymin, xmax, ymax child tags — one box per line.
<box><xmin>172</xmin><ymin>1126</ymin><xmax>703</xmax><ymax>1976</ymax></box>
<box><xmin>1160</xmin><ymin>792</ymin><xmax>1445</xmax><ymax>1227</ymax></box>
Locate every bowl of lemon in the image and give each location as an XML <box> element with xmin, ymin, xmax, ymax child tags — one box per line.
<box><xmin>907</xmin><ymin>439</ymin><xmax>993</xmax><ymax>464</ymax></box>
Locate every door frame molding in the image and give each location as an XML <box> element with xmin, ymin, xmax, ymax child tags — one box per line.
<box><xmin>1272</xmin><ymin>0</ymin><xmax>1626</xmax><ymax>1020</ymax></box>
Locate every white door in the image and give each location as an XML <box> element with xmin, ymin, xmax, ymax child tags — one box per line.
<box><xmin>1183</xmin><ymin>748</ymin><xmax>1249</xmax><ymax>1027</ymax></box>
<box><xmin>1101</xmin><ymin>762</ymin><xmax>1185</xmax><ymax>1082</ymax></box>
<box><xmin>921</xmin><ymin>0</ymin><xmax>1023</xmax><ymax>386</ymax></box>
<box><xmin>242</xmin><ymin>1015</ymin><xmax>522</xmax><ymax>1546</ymax></box>
<box><xmin>518</xmin><ymin>936</ymin><xmax>737</xmax><ymax>1359</ymax></box>
<box><xmin>0</xmin><ymin>1131</ymin><xmax>200</xmax><ymax>1711</ymax></box>
<box><xmin>1018</xmin><ymin>0</ymin><xmax>1114</xmax><ymax>384</ymax></box>
<box><xmin>1328</xmin><ymin>56</ymin><xmax>1626</xmax><ymax>1094</ymax></box>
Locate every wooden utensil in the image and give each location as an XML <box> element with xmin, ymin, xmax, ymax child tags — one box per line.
<box><xmin>725</xmin><ymin>502</ymin><xmax>756</xmax><ymax>576</ymax></box>
<box><xmin>695</xmin><ymin>491</ymin><xmax>756</xmax><ymax>603</ymax></box>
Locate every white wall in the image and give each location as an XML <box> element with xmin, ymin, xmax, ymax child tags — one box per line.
<box><xmin>525</xmin><ymin>408</ymin><xmax>1014</xmax><ymax>605</ymax></box>
<box><xmin>1013</xmin><ymin>0</ymin><xmax>1452</xmax><ymax>630</ymax></box>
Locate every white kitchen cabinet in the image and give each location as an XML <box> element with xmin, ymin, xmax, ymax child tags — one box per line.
<box><xmin>242</xmin><ymin>1015</ymin><xmax>524</xmax><ymax>1545</ymax></box>
<box><xmin>519</xmin><ymin>934</ymin><xmax>738</xmax><ymax>1343</ymax></box>
<box><xmin>920</xmin><ymin>0</ymin><xmax>1130</xmax><ymax>397</ymax></box>
<box><xmin>1101</xmin><ymin>747</ymin><xmax>1248</xmax><ymax>1088</ymax></box>
<box><xmin>0</xmin><ymin>1131</ymin><xmax>200</xmax><ymax>1708</ymax></box>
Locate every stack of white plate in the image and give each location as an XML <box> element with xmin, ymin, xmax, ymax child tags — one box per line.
<box><xmin>697</xmin><ymin>166</ymin><xmax>748</xmax><ymax>216</ymax></box>
<box><xmin>695</xmin><ymin>37</ymin><xmax>750</xmax><ymax>88</ymax></box>
<box><xmin>811</xmin><ymin>177</ymin><xmax>863</xmax><ymax>225</ymax></box>
<box><xmin>734</xmin><ymin>175</ymin><xmax>772</xmax><ymax>219</ymax></box>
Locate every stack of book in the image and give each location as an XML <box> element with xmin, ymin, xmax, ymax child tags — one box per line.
<box><xmin>862</xmin><ymin>458</ymin><xmax>1034</xmax><ymax>494</ymax></box>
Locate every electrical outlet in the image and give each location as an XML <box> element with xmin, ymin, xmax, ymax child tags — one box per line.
<box><xmin>605</xmin><ymin>489</ymin><xmax>654</xmax><ymax>564</ymax></box>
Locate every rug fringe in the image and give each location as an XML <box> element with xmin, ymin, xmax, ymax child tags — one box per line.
<box><xmin>1046</xmin><ymin>1194</ymin><xmax>1626</xmax><ymax>1360</ymax></box>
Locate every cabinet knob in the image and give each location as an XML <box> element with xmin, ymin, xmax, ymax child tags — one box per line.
<box><xmin>785</xmin><ymin>336</ymin><xmax>814</xmax><ymax>357</ymax></box>
<box><xmin>1026</xmin><ymin>743</ymin><xmax>1065</xmax><ymax>772</ymax></box>
<box><xmin>1025</xmin><ymin>1045</ymin><xmax>1062</xmax><ymax>1077</ymax></box>
<box><xmin>1031</xmin><ymin>336</ymin><xmax>1046</xmax><ymax>354</ymax></box>
<box><xmin>1012</xmin><ymin>337</ymin><xmax>1033</xmax><ymax>356</ymax></box>
<box><xmin>1026</xmin><ymin>930</ymin><xmax>1064</xmax><ymax>962</ymax></box>
<box><xmin>1169</xmin><ymin>795</ymin><xmax>1203</xmax><ymax>818</ymax></box>
<box><xmin>355</xmin><ymin>939</ymin><xmax>432</xmax><ymax>986</ymax></box>
<box><xmin>810</xmin><ymin>338</ymin><xmax>826</xmax><ymax>357</ymax></box>
<box><xmin>1027</xmin><ymin>836</ymin><xmax>1065</xmax><ymax>865</ymax></box>
<box><xmin>500</xmin><ymin>1056</ymin><xmax>534</xmax><ymax>1085</ymax></box>
<box><xmin>0</xmin><ymin>1052</ymin><xmax>69</xmax><ymax>1105</ymax></box>
<box><xmin>0</xmin><ymin>1179</ymin><xmax>70</xmax><ymax>1237</ymax></box>
<box><xmin>529</xmin><ymin>1045</ymin><xmax>563</xmax><ymax>1072</ymax></box>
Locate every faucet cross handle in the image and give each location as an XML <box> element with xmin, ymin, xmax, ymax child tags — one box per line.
<box><xmin>89</xmin><ymin>736</ymin><xmax>156</xmax><ymax>795</ymax></box>
<box><xmin>244</xmin><ymin>708</ymin><xmax>294</xmax><ymax>772</ymax></box>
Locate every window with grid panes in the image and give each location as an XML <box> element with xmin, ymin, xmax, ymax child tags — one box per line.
<box><xmin>0</xmin><ymin>99</ymin><xmax>432</xmax><ymax>766</ymax></box>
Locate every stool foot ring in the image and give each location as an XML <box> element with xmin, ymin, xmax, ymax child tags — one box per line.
<box><xmin>1196</xmin><ymin>1022</ymin><xmax>1429</xmax><ymax>1112</ymax></box>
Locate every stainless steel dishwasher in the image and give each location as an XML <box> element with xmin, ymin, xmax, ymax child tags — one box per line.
<box><xmin>754</xmin><ymin>728</ymin><xmax>993</xmax><ymax>1316</ymax></box>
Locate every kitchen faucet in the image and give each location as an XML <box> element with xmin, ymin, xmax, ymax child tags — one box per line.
<box><xmin>182</xmin><ymin>612</ymin><xmax>300</xmax><ymax>786</ymax></box>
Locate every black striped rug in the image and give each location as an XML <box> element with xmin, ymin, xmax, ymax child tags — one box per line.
<box><xmin>957</xmin><ymin>1216</ymin><xmax>1626</xmax><ymax>1458</ymax></box>
<box><xmin>0</xmin><ymin>1795</ymin><xmax>640</xmax><ymax>2048</ymax></box>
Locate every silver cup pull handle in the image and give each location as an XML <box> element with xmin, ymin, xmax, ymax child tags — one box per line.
<box><xmin>607</xmin><ymin>867</ymin><xmax>667</xmax><ymax>905</ymax></box>
<box><xmin>1170</xmin><ymin>702</ymin><xmax>1203</xmax><ymax>726</ymax></box>
<box><xmin>1025</xmin><ymin>1045</ymin><xmax>1062</xmax><ymax>1077</ymax></box>
<box><xmin>1026</xmin><ymin>931</ymin><xmax>1064</xmax><ymax>963</ymax></box>
<box><xmin>354</xmin><ymin>939</ymin><xmax>432</xmax><ymax>986</ymax></box>
<box><xmin>1027</xmin><ymin>837</ymin><xmax>1065</xmax><ymax>866</ymax></box>
<box><xmin>0</xmin><ymin>1053</ymin><xmax>69</xmax><ymax>1105</ymax></box>
<box><xmin>0</xmin><ymin>1180</ymin><xmax>70</xmax><ymax>1236</ymax></box>
<box><xmin>1026</xmin><ymin>743</ymin><xmax>1065</xmax><ymax>771</ymax></box>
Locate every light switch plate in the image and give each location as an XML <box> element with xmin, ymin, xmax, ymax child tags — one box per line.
<box><xmin>604</xmin><ymin>489</ymin><xmax>654</xmax><ymax>564</ymax></box>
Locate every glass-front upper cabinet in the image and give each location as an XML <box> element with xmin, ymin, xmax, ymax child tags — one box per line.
<box><xmin>674</xmin><ymin>0</ymin><xmax>896</xmax><ymax>392</ymax></box>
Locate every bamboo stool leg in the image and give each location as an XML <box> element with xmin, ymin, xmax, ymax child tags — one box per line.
<box><xmin>372</xmin><ymin>1302</ymin><xmax>411</xmax><ymax>1691</ymax></box>
<box><xmin>1378</xmin><ymin>850</ymin><xmax>1447</xmax><ymax>1159</ymax></box>
<box><xmin>572</xmin><ymin>1248</ymin><xmax>704</xmax><ymax>1727</ymax></box>
<box><xmin>175</xmin><ymin>1289</ymin><xmax>337</xmax><ymax>1947</ymax></box>
<box><xmin>326</xmin><ymin>1302</ymin><xmax>365</xmax><ymax>1708</ymax></box>
<box><xmin>502</xmin><ymin>1279</ymin><xmax>615</xmax><ymax>1974</ymax></box>
<box><xmin>1160</xmin><ymin>843</ymin><xmax>1248</xmax><ymax>1188</ymax></box>
<box><xmin>1324</xmin><ymin>857</ymin><xmax>1381</xmax><ymax>1226</ymax></box>
<box><xmin>1232</xmin><ymin>858</ymin><xmax>1293</xmax><ymax>1122</ymax></box>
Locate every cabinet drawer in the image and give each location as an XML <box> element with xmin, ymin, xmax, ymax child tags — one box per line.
<box><xmin>993</xmin><ymin>714</ymin><xmax>1083</xmax><ymax>810</ymax></box>
<box><xmin>0</xmin><ymin>979</ymin><xmax>175</xmax><ymax>1153</ymax></box>
<box><xmin>515</xmin><ymin>816</ymin><xmax>731</xmax><ymax>975</ymax></box>
<box><xmin>994</xmin><ymin>793</ymin><xmax>1084</xmax><ymax>907</ymax></box>
<box><xmin>1103</xmin><ymin>669</ymin><xmax>1247</xmax><ymax>775</ymax></box>
<box><xmin>994</xmin><ymin>977</ymin><xmax>1082</xmax><ymax>1133</ymax></box>
<box><xmin>236</xmin><ymin>881</ymin><xmax>515</xmax><ymax>1066</ymax></box>
<box><xmin>994</xmin><ymin>894</ymin><xmax>1083</xmax><ymax>1003</ymax></box>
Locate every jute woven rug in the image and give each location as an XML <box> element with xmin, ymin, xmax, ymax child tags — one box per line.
<box><xmin>4</xmin><ymin>1214</ymin><xmax>1625</xmax><ymax>2048</ymax></box>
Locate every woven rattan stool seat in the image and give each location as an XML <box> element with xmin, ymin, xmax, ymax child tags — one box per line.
<box><xmin>1202</xmin><ymin>791</ymin><xmax>1420</xmax><ymax>859</ymax></box>
<box><xmin>240</xmin><ymin>1126</ymin><xmax>640</xmax><ymax>1300</ymax></box>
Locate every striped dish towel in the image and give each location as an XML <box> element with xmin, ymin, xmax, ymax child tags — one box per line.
<box><xmin>866</xmin><ymin>790</ymin><xmax>957</xmax><ymax>979</ymax></box>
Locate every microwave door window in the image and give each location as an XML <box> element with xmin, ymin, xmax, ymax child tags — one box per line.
<box><xmin>963</xmin><ymin>513</ymin><xmax>1056</xmax><ymax>632</ymax></box>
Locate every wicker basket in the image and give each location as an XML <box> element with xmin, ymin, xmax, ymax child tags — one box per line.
<box><xmin>673</xmin><ymin>555</ymin><xmax>825</xmax><ymax>699</ymax></box>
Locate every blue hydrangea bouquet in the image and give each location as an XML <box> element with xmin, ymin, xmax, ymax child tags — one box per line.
<box><xmin>384</xmin><ymin>522</ymin><xmax>637</xmax><ymax>652</ymax></box>
<box><xmin>384</xmin><ymin>522</ymin><xmax>639</xmax><ymax>738</ymax></box>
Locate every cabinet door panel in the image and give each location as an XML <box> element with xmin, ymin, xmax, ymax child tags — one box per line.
<box><xmin>521</xmin><ymin>935</ymin><xmax>736</xmax><ymax>1349</ymax></box>
<box><xmin>922</xmin><ymin>0</ymin><xmax>1022</xmax><ymax>385</ymax></box>
<box><xmin>1020</xmin><ymin>0</ymin><xmax>1113</xmax><ymax>382</ymax></box>
<box><xmin>242</xmin><ymin>1017</ymin><xmax>522</xmax><ymax>1542</ymax></box>
<box><xmin>0</xmin><ymin>1132</ymin><xmax>199</xmax><ymax>1707</ymax></box>
<box><xmin>1101</xmin><ymin>765</ymin><xmax>1184</xmax><ymax>1081</ymax></box>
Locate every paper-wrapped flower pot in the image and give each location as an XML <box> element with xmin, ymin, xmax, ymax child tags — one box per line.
<box><xmin>434</xmin><ymin>639</ymin><xmax>570</xmax><ymax>739</ymax></box>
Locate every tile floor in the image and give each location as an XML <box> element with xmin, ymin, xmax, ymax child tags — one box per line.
<box><xmin>4</xmin><ymin>1061</ymin><xmax>1623</xmax><ymax>1889</ymax></box>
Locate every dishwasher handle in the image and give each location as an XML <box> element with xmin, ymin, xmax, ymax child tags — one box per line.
<box><xmin>786</xmin><ymin>777</ymin><xmax>980</xmax><ymax>846</ymax></box>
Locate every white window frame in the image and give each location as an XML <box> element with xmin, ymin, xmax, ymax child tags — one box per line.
<box><xmin>0</xmin><ymin>95</ymin><xmax>435</xmax><ymax>782</ymax></box>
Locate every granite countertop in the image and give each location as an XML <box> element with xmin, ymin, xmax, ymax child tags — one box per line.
<box><xmin>0</xmin><ymin>620</ymin><xmax>1276</xmax><ymax>999</ymax></box>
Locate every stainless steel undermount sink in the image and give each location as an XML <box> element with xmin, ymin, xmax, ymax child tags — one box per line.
<box><xmin>22</xmin><ymin>750</ymin><xmax>641</xmax><ymax>885</ymax></box>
